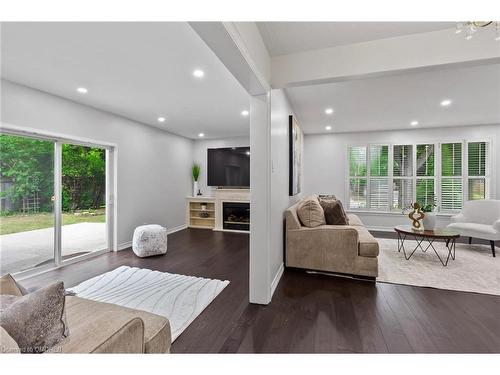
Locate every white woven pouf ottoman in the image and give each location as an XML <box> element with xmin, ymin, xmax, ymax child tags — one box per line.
<box><xmin>132</xmin><ymin>224</ymin><xmax>168</xmax><ymax>258</ymax></box>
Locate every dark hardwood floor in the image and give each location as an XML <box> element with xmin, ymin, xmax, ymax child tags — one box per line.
<box><xmin>20</xmin><ymin>228</ymin><xmax>500</xmax><ymax>353</ymax></box>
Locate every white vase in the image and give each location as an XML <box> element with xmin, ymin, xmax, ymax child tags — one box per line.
<box><xmin>193</xmin><ymin>181</ymin><xmax>199</xmax><ymax>197</ymax></box>
<box><xmin>423</xmin><ymin>213</ymin><xmax>436</xmax><ymax>230</ymax></box>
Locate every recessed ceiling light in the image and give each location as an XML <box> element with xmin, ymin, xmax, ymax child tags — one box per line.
<box><xmin>157</xmin><ymin>117</ymin><xmax>166</xmax><ymax>123</ymax></box>
<box><xmin>440</xmin><ymin>99</ymin><xmax>452</xmax><ymax>107</ymax></box>
<box><xmin>198</xmin><ymin>133</ymin><xmax>205</xmax><ymax>138</ymax></box>
<box><xmin>325</xmin><ymin>125</ymin><xmax>332</xmax><ymax>130</ymax></box>
<box><xmin>410</xmin><ymin>121</ymin><xmax>419</xmax><ymax>126</ymax></box>
<box><xmin>76</xmin><ymin>87</ymin><xmax>88</xmax><ymax>94</ymax></box>
<box><xmin>193</xmin><ymin>69</ymin><xmax>204</xmax><ymax>78</ymax></box>
<box><xmin>325</xmin><ymin>108</ymin><xmax>334</xmax><ymax>115</ymax></box>
<box><xmin>241</xmin><ymin>110</ymin><xmax>249</xmax><ymax>116</ymax></box>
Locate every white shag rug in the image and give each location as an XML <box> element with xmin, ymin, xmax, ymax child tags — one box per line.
<box><xmin>67</xmin><ymin>266</ymin><xmax>229</xmax><ymax>341</ymax></box>
<box><xmin>377</xmin><ymin>237</ymin><xmax>500</xmax><ymax>296</ymax></box>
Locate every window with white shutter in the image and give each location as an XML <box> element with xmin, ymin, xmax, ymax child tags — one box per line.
<box><xmin>392</xmin><ymin>145</ymin><xmax>413</xmax><ymax>210</ymax></box>
<box><xmin>369</xmin><ymin>145</ymin><xmax>388</xmax><ymax>209</ymax></box>
<box><xmin>467</xmin><ymin>142</ymin><xmax>487</xmax><ymax>200</ymax></box>
<box><xmin>392</xmin><ymin>179</ymin><xmax>413</xmax><ymax>210</ymax></box>
<box><xmin>348</xmin><ymin>146</ymin><xmax>367</xmax><ymax>208</ymax></box>
<box><xmin>441</xmin><ymin>142</ymin><xmax>462</xmax><ymax>211</ymax></box>
<box><xmin>347</xmin><ymin>140</ymin><xmax>490</xmax><ymax>213</ymax></box>
<box><xmin>416</xmin><ymin>144</ymin><xmax>435</xmax><ymax>208</ymax></box>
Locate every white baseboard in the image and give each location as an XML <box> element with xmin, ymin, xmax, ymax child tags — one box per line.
<box><xmin>167</xmin><ymin>224</ymin><xmax>188</xmax><ymax>234</ymax></box>
<box><xmin>270</xmin><ymin>263</ymin><xmax>285</xmax><ymax>298</ymax></box>
<box><xmin>117</xmin><ymin>241</ymin><xmax>132</xmax><ymax>251</ymax></box>
<box><xmin>117</xmin><ymin>224</ymin><xmax>188</xmax><ymax>251</ymax></box>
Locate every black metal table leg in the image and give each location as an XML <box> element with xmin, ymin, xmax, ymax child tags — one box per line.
<box><xmin>398</xmin><ymin>234</ymin><xmax>456</xmax><ymax>266</ymax></box>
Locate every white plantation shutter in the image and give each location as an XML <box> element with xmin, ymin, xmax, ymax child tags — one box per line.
<box><xmin>416</xmin><ymin>144</ymin><xmax>434</xmax><ymax>177</ymax></box>
<box><xmin>349</xmin><ymin>178</ymin><xmax>367</xmax><ymax>209</ymax></box>
<box><xmin>468</xmin><ymin>178</ymin><xmax>486</xmax><ymax>200</ymax></box>
<box><xmin>392</xmin><ymin>145</ymin><xmax>413</xmax><ymax>210</ymax></box>
<box><xmin>348</xmin><ymin>146</ymin><xmax>367</xmax><ymax>209</ymax></box>
<box><xmin>441</xmin><ymin>143</ymin><xmax>462</xmax><ymax>177</ymax></box>
<box><xmin>392</xmin><ymin>179</ymin><xmax>413</xmax><ymax>210</ymax></box>
<box><xmin>393</xmin><ymin>145</ymin><xmax>413</xmax><ymax>177</ymax></box>
<box><xmin>370</xmin><ymin>145</ymin><xmax>388</xmax><ymax>176</ymax></box>
<box><xmin>369</xmin><ymin>178</ymin><xmax>389</xmax><ymax>209</ymax></box>
<box><xmin>349</xmin><ymin>146</ymin><xmax>367</xmax><ymax>177</ymax></box>
<box><xmin>468</xmin><ymin>142</ymin><xmax>487</xmax><ymax>200</ymax></box>
<box><xmin>468</xmin><ymin>142</ymin><xmax>486</xmax><ymax>176</ymax></box>
<box><xmin>441</xmin><ymin>143</ymin><xmax>463</xmax><ymax>211</ymax></box>
<box><xmin>369</xmin><ymin>145</ymin><xmax>389</xmax><ymax>209</ymax></box>
<box><xmin>441</xmin><ymin>178</ymin><xmax>462</xmax><ymax>210</ymax></box>
<box><xmin>416</xmin><ymin>144</ymin><xmax>435</xmax><ymax>208</ymax></box>
<box><xmin>416</xmin><ymin>179</ymin><xmax>435</xmax><ymax>207</ymax></box>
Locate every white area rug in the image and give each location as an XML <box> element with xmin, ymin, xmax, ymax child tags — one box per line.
<box><xmin>377</xmin><ymin>237</ymin><xmax>500</xmax><ymax>296</ymax></box>
<box><xmin>67</xmin><ymin>266</ymin><xmax>229</xmax><ymax>341</ymax></box>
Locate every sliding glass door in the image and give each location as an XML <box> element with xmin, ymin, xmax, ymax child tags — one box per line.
<box><xmin>61</xmin><ymin>143</ymin><xmax>107</xmax><ymax>262</ymax></box>
<box><xmin>0</xmin><ymin>132</ymin><xmax>112</xmax><ymax>276</ymax></box>
<box><xmin>0</xmin><ymin>134</ymin><xmax>56</xmax><ymax>275</ymax></box>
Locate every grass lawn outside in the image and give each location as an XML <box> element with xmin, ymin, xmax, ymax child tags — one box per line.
<box><xmin>0</xmin><ymin>209</ymin><xmax>106</xmax><ymax>235</ymax></box>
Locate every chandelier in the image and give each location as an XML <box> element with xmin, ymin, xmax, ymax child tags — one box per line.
<box><xmin>455</xmin><ymin>21</ymin><xmax>500</xmax><ymax>41</ymax></box>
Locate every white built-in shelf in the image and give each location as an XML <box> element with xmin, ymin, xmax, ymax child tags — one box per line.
<box><xmin>186</xmin><ymin>198</ymin><xmax>216</xmax><ymax>229</ymax></box>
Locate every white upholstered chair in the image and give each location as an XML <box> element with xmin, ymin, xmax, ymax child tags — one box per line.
<box><xmin>447</xmin><ymin>199</ymin><xmax>500</xmax><ymax>257</ymax></box>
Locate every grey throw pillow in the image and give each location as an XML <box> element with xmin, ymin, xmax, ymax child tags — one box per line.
<box><xmin>297</xmin><ymin>196</ymin><xmax>326</xmax><ymax>228</ymax></box>
<box><xmin>0</xmin><ymin>281</ymin><xmax>69</xmax><ymax>353</ymax></box>
<box><xmin>319</xmin><ymin>197</ymin><xmax>349</xmax><ymax>225</ymax></box>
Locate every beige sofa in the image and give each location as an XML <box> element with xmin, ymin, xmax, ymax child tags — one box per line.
<box><xmin>285</xmin><ymin>197</ymin><xmax>379</xmax><ymax>278</ymax></box>
<box><xmin>0</xmin><ymin>277</ymin><xmax>171</xmax><ymax>354</ymax></box>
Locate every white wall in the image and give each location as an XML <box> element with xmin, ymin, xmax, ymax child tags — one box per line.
<box><xmin>1</xmin><ymin>80</ymin><xmax>193</xmax><ymax>248</ymax></box>
<box><xmin>192</xmin><ymin>136</ymin><xmax>249</xmax><ymax>196</ymax></box>
<box><xmin>303</xmin><ymin>124</ymin><xmax>500</xmax><ymax>230</ymax></box>
<box><xmin>270</xmin><ymin>89</ymin><xmax>303</xmax><ymax>285</ymax></box>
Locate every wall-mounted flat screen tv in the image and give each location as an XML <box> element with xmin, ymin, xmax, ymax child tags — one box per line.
<box><xmin>207</xmin><ymin>147</ymin><xmax>250</xmax><ymax>187</ymax></box>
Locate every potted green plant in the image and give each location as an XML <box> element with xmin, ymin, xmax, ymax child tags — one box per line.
<box><xmin>192</xmin><ymin>163</ymin><xmax>201</xmax><ymax>197</ymax></box>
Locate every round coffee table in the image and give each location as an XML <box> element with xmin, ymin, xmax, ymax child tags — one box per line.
<box><xmin>394</xmin><ymin>225</ymin><xmax>461</xmax><ymax>266</ymax></box>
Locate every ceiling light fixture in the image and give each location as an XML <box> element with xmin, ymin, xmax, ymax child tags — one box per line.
<box><xmin>157</xmin><ymin>117</ymin><xmax>166</xmax><ymax>123</ymax></box>
<box><xmin>410</xmin><ymin>121</ymin><xmax>419</xmax><ymax>126</ymax></box>
<box><xmin>455</xmin><ymin>21</ymin><xmax>500</xmax><ymax>41</ymax></box>
<box><xmin>198</xmin><ymin>133</ymin><xmax>205</xmax><ymax>138</ymax></box>
<box><xmin>325</xmin><ymin>125</ymin><xmax>332</xmax><ymax>130</ymax></box>
<box><xmin>246</xmin><ymin>151</ymin><xmax>251</xmax><ymax>156</ymax></box>
<box><xmin>193</xmin><ymin>69</ymin><xmax>205</xmax><ymax>78</ymax></box>
<box><xmin>440</xmin><ymin>99</ymin><xmax>452</xmax><ymax>107</ymax></box>
<box><xmin>76</xmin><ymin>87</ymin><xmax>88</xmax><ymax>94</ymax></box>
<box><xmin>241</xmin><ymin>110</ymin><xmax>249</xmax><ymax>116</ymax></box>
<box><xmin>325</xmin><ymin>108</ymin><xmax>334</xmax><ymax>115</ymax></box>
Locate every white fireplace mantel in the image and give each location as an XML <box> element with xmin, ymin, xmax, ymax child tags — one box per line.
<box><xmin>213</xmin><ymin>189</ymin><xmax>250</xmax><ymax>232</ymax></box>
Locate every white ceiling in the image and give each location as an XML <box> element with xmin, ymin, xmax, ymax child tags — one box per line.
<box><xmin>257</xmin><ymin>22</ymin><xmax>455</xmax><ymax>56</ymax></box>
<box><xmin>1</xmin><ymin>22</ymin><xmax>250</xmax><ymax>139</ymax></box>
<box><xmin>286</xmin><ymin>63</ymin><xmax>500</xmax><ymax>134</ymax></box>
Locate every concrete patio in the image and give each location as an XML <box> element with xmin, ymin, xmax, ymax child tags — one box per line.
<box><xmin>0</xmin><ymin>222</ymin><xmax>107</xmax><ymax>275</ymax></box>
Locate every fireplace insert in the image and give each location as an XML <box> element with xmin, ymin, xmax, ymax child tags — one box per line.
<box><xmin>223</xmin><ymin>202</ymin><xmax>250</xmax><ymax>231</ymax></box>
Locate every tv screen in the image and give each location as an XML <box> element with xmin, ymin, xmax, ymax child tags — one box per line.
<box><xmin>207</xmin><ymin>147</ymin><xmax>250</xmax><ymax>187</ymax></box>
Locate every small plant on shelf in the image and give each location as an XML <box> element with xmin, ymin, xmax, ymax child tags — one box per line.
<box><xmin>191</xmin><ymin>163</ymin><xmax>201</xmax><ymax>197</ymax></box>
<box><xmin>192</xmin><ymin>164</ymin><xmax>200</xmax><ymax>182</ymax></box>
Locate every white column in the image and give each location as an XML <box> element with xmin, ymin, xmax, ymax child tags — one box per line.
<box><xmin>249</xmin><ymin>93</ymin><xmax>272</xmax><ymax>304</ymax></box>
